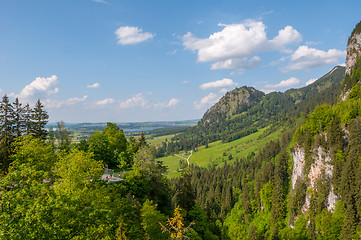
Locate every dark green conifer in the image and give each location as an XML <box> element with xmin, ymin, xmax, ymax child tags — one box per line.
<box><xmin>0</xmin><ymin>95</ymin><xmax>15</xmax><ymax>172</ymax></box>
<box><xmin>30</xmin><ymin>99</ymin><xmax>49</xmax><ymax>140</ymax></box>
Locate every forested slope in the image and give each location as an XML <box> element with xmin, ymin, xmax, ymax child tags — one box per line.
<box><xmin>156</xmin><ymin>65</ymin><xmax>345</xmax><ymax>156</ymax></box>
<box><xmin>182</xmin><ymin>20</ymin><xmax>361</xmax><ymax>239</ymax></box>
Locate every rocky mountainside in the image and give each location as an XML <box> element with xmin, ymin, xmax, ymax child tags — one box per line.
<box><xmin>341</xmin><ymin>21</ymin><xmax>361</xmax><ymax>99</ymax></box>
<box><xmin>287</xmin><ymin>20</ymin><xmax>361</xmax><ymax>238</ymax></box>
<box><xmin>185</xmin><ymin>20</ymin><xmax>361</xmax><ymax>240</ymax></box>
<box><xmin>201</xmin><ymin>86</ymin><xmax>264</xmax><ymax>124</ymax></box>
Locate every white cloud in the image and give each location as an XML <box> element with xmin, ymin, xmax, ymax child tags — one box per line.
<box><xmin>270</xmin><ymin>26</ymin><xmax>302</xmax><ymax>48</ymax></box>
<box><xmin>200</xmin><ymin>78</ymin><xmax>238</xmax><ymax>90</ymax></box>
<box><xmin>119</xmin><ymin>93</ymin><xmax>149</xmax><ymax>109</ymax></box>
<box><xmin>167</xmin><ymin>98</ymin><xmax>179</xmax><ymax>107</ymax></box>
<box><xmin>210</xmin><ymin>56</ymin><xmax>261</xmax><ymax>70</ymax></box>
<box><xmin>267</xmin><ymin>77</ymin><xmax>301</xmax><ymax>89</ymax></box>
<box><xmin>115</xmin><ymin>26</ymin><xmax>154</xmax><ymax>45</ymax></box>
<box><xmin>18</xmin><ymin>75</ymin><xmax>59</xmax><ymax>101</ymax></box>
<box><xmin>45</xmin><ymin>95</ymin><xmax>88</xmax><ymax>108</ymax></box>
<box><xmin>96</xmin><ymin>98</ymin><xmax>115</xmax><ymax>105</ymax></box>
<box><xmin>182</xmin><ymin>20</ymin><xmax>301</xmax><ymax>70</ymax></box>
<box><xmin>87</xmin><ymin>83</ymin><xmax>100</xmax><ymax>88</ymax></box>
<box><xmin>194</xmin><ymin>92</ymin><xmax>221</xmax><ymax>109</ymax></box>
<box><xmin>154</xmin><ymin>98</ymin><xmax>180</xmax><ymax>108</ymax></box>
<box><xmin>182</xmin><ymin>80</ymin><xmax>191</xmax><ymax>84</ymax></box>
<box><xmin>261</xmin><ymin>89</ymin><xmax>275</xmax><ymax>94</ymax></box>
<box><xmin>285</xmin><ymin>46</ymin><xmax>346</xmax><ymax>71</ymax></box>
<box><xmin>306</xmin><ymin>78</ymin><xmax>317</xmax><ymax>86</ymax></box>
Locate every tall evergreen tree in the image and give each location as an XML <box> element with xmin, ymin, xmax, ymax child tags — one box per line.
<box><xmin>31</xmin><ymin>99</ymin><xmax>49</xmax><ymax>140</ymax></box>
<box><xmin>23</xmin><ymin>103</ymin><xmax>32</xmax><ymax>135</ymax></box>
<box><xmin>12</xmin><ymin>97</ymin><xmax>24</xmax><ymax>138</ymax></box>
<box><xmin>0</xmin><ymin>95</ymin><xmax>15</xmax><ymax>172</ymax></box>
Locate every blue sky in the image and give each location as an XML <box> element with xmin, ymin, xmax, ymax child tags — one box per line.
<box><xmin>0</xmin><ymin>0</ymin><xmax>359</xmax><ymax>123</ymax></box>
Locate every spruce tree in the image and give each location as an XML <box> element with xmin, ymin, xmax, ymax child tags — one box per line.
<box><xmin>23</xmin><ymin>103</ymin><xmax>32</xmax><ymax>135</ymax></box>
<box><xmin>31</xmin><ymin>99</ymin><xmax>49</xmax><ymax>140</ymax></box>
<box><xmin>0</xmin><ymin>95</ymin><xmax>15</xmax><ymax>172</ymax></box>
<box><xmin>12</xmin><ymin>97</ymin><xmax>24</xmax><ymax>138</ymax></box>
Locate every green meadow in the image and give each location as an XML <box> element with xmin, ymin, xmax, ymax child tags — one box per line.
<box><xmin>158</xmin><ymin>127</ymin><xmax>284</xmax><ymax>178</ymax></box>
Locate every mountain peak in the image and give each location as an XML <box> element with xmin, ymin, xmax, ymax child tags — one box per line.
<box><xmin>201</xmin><ymin>86</ymin><xmax>265</xmax><ymax>124</ymax></box>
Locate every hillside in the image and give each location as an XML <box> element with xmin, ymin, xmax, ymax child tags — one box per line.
<box><xmin>157</xmin><ymin>65</ymin><xmax>345</xmax><ymax>156</ymax></box>
<box><xmin>182</xmin><ymin>20</ymin><xmax>361</xmax><ymax>239</ymax></box>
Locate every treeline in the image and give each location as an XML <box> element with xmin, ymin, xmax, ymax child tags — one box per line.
<box><xmin>0</xmin><ymin>95</ymin><xmax>48</xmax><ymax>172</ymax></box>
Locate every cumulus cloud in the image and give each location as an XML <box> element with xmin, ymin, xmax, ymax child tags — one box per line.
<box><xmin>266</xmin><ymin>77</ymin><xmax>301</xmax><ymax>89</ymax></box>
<box><xmin>306</xmin><ymin>78</ymin><xmax>317</xmax><ymax>86</ymax></box>
<box><xmin>194</xmin><ymin>92</ymin><xmax>221</xmax><ymax>109</ymax></box>
<box><xmin>17</xmin><ymin>75</ymin><xmax>59</xmax><ymax>101</ymax></box>
<box><xmin>45</xmin><ymin>95</ymin><xmax>88</xmax><ymax>108</ymax></box>
<box><xmin>285</xmin><ymin>46</ymin><xmax>346</xmax><ymax>71</ymax></box>
<box><xmin>115</xmin><ymin>26</ymin><xmax>154</xmax><ymax>45</ymax></box>
<box><xmin>270</xmin><ymin>26</ymin><xmax>302</xmax><ymax>48</ymax></box>
<box><xmin>87</xmin><ymin>83</ymin><xmax>100</xmax><ymax>88</ymax></box>
<box><xmin>119</xmin><ymin>93</ymin><xmax>149</xmax><ymax>109</ymax></box>
<box><xmin>182</xmin><ymin>20</ymin><xmax>301</xmax><ymax>70</ymax></box>
<box><xmin>96</xmin><ymin>98</ymin><xmax>115</xmax><ymax>105</ymax></box>
<box><xmin>200</xmin><ymin>78</ymin><xmax>238</xmax><ymax>90</ymax></box>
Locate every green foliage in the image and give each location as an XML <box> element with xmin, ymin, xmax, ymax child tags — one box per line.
<box><xmin>88</xmin><ymin>122</ymin><xmax>131</xmax><ymax>168</ymax></box>
<box><xmin>141</xmin><ymin>199</ymin><xmax>169</xmax><ymax>240</ymax></box>
<box><xmin>53</xmin><ymin>149</ymin><xmax>104</xmax><ymax>197</ymax></box>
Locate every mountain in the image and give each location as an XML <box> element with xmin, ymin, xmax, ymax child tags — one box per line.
<box><xmin>184</xmin><ymin>20</ymin><xmax>361</xmax><ymax>239</ymax></box>
<box><xmin>163</xmin><ymin>65</ymin><xmax>345</xmax><ymax>153</ymax></box>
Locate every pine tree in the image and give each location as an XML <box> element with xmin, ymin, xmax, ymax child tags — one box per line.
<box><xmin>12</xmin><ymin>97</ymin><xmax>24</xmax><ymax>138</ymax></box>
<box><xmin>0</xmin><ymin>95</ymin><xmax>15</xmax><ymax>172</ymax></box>
<box><xmin>23</xmin><ymin>103</ymin><xmax>32</xmax><ymax>135</ymax></box>
<box><xmin>31</xmin><ymin>99</ymin><xmax>49</xmax><ymax>140</ymax></box>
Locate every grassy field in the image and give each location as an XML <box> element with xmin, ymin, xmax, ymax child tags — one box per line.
<box><xmin>157</xmin><ymin>127</ymin><xmax>285</xmax><ymax>178</ymax></box>
<box><xmin>145</xmin><ymin>134</ymin><xmax>175</xmax><ymax>147</ymax></box>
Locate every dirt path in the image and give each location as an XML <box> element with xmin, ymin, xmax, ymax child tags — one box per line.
<box><xmin>174</xmin><ymin>150</ymin><xmax>193</xmax><ymax>167</ymax></box>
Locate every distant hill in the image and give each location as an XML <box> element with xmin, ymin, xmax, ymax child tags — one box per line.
<box><xmin>163</xmin><ymin>65</ymin><xmax>345</xmax><ymax>152</ymax></box>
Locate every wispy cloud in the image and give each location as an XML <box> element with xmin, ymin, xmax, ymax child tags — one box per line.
<box><xmin>45</xmin><ymin>95</ymin><xmax>88</xmax><ymax>108</ymax></box>
<box><xmin>266</xmin><ymin>77</ymin><xmax>301</xmax><ymax>89</ymax></box>
<box><xmin>115</xmin><ymin>26</ymin><xmax>155</xmax><ymax>45</ymax></box>
<box><xmin>200</xmin><ymin>78</ymin><xmax>238</xmax><ymax>90</ymax></box>
<box><xmin>96</xmin><ymin>98</ymin><xmax>115</xmax><ymax>105</ymax></box>
<box><xmin>154</xmin><ymin>98</ymin><xmax>180</xmax><ymax>108</ymax></box>
<box><xmin>119</xmin><ymin>93</ymin><xmax>149</xmax><ymax>109</ymax></box>
<box><xmin>194</xmin><ymin>92</ymin><xmax>221</xmax><ymax>109</ymax></box>
<box><xmin>87</xmin><ymin>83</ymin><xmax>100</xmax><ymax>88</ymax></box>
<box><xmin>92</xmin><ymin>0</ymin><xmax>108</xmax><ymax>4</ymax></box>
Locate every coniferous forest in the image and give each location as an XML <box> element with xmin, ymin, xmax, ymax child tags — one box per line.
<box><xmin>1</xmin><ymin>21</ymin><xmax>361</xmax><ymax>240</ymax></box>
